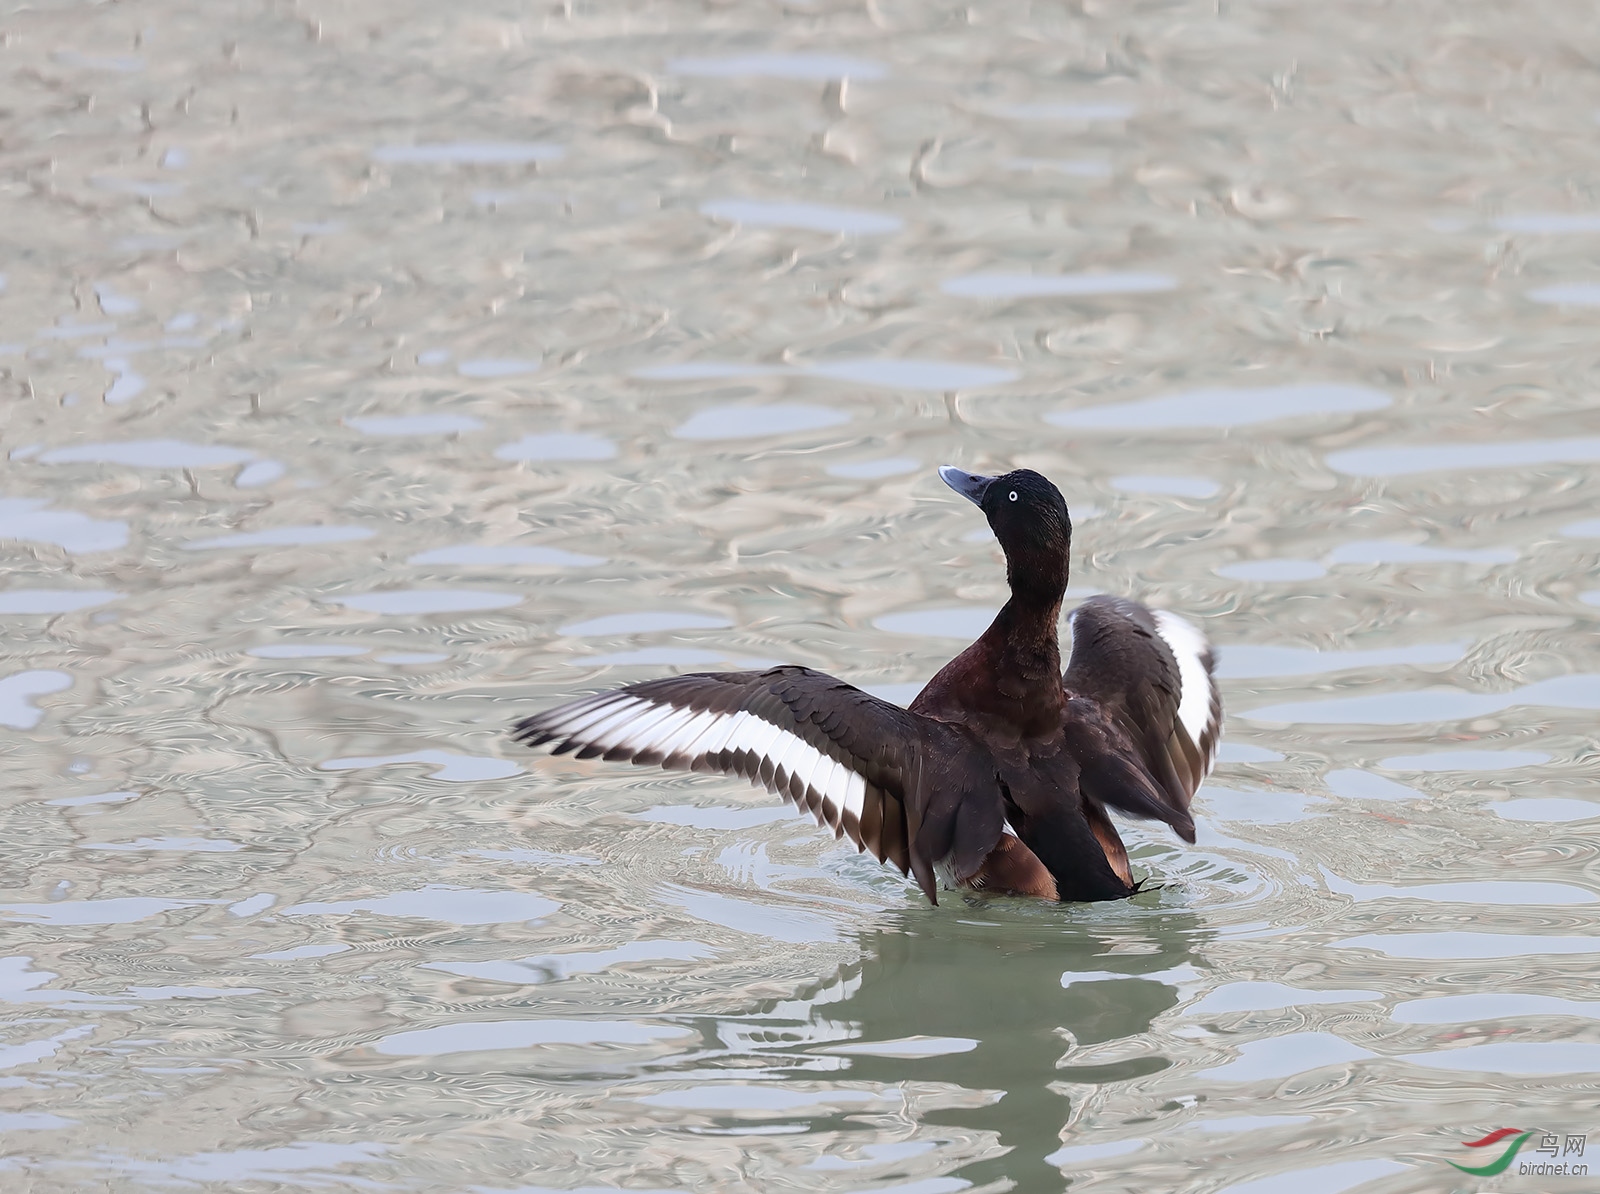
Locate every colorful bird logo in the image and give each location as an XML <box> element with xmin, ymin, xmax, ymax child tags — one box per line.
<box><xmin>1450</xmin><ymin>1128</ymin><xmax>1533</xmax><ymax>1176</ymax></box>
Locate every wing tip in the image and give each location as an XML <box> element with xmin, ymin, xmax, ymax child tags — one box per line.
<box><xmin>510</xmin><ymin>714</ymin><xmax>540</xmax><ymax>736</ymax></box>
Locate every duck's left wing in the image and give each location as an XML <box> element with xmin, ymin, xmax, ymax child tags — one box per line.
<box><xmin>512</xmin><ymin>665</ymin><xmax>1000</xmax><ymax>903</ymax></box>
<box><xmin>1061</xmin><ymin>595</ymin><xmax>1222</xmax><ymax>838</ymax></box>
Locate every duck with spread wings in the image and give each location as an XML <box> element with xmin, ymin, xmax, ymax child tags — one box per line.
<box><xmin>512</xmin><ymin>466</ymin><xmax>1221</xmax><ymax>904</ymax></box>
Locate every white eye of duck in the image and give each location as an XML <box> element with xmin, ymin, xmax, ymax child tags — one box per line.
<box><xmin>1008</xmin><ymin>490</ymin><xmax>1018</xmax><ymax>502</ymax></box>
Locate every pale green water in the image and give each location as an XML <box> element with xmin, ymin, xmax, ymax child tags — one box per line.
<box><xmin>3</xmin><ymin>1</ymin><xmax>1599</xmax><ymax>1191</ymax></box>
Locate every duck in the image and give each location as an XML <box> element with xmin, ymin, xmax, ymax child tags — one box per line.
<box><xmin>512</xmin><ymin>466</ymin><xmax>1221</xmax><ymax>903</ymax></box>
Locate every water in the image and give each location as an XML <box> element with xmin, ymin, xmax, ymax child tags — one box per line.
<box><xmin>942</xmin><ymin>273</ymin><xmax>1178</xmax><ymax>300</ymax></box>
<box><xmin>3</xmin><ymin>0</ymin><xmax>1599</xmax><ymax>1190</ymax></box>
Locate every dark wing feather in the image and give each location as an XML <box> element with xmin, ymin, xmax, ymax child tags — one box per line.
<box><xmin>512</xmin><ymin>665</ymin><xmax>998</xmax><ymax>903</ymax></box>
<box><xmin>1061</xmin><ymin>595</ymin><xmax>1222</xmax><ymax>840</ymax></box>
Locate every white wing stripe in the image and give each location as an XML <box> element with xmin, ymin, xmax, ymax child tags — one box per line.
<box><xmin>1154</xmin><ymin>610</ymin><xmax>1214</xmax><ymax>752</ymax></box>
<box><xmin>553</xmin><ymin>695</ymin><xmax>639</xmax><ymax>739</ymax></box>
<box><xmin>538</xmin><ymin>698</ymin><xmax>878</xmax><ymax>840</ymax></box>
<box><xmin>676</xmin><ymin>710</ymin><xmax>735</xmax><ymax>760</ymax></box>
<box><xmin>658</xmin><ymin>710</ymin><xmax>720</xmax><ymax>758</ymax></box>
<box><xmin>841</xmin><ymin>770</ymin><xmax>866</xmax><ymax>820</ymax></box>
<box><xmin>822</xmin><ymin>759</ymin><xmax>849</xmax><ymax>827</ymax></box>
<box><xmin>652</xmin><ymin>708</ymin><xmax>707</xmax><ymax>754</ymax></box>
<box><xmin>797</xmin><ymin>748</ymin><xmax>828</xmax><ymax>806</ymax></box>
<box><xmin>739</xmin><ymin>718</ymin><xmax>784</xmax><ymax>764</ymax></box>
<box><xmin>796</xmin><ymin>744</ymin><xmax>827</xmax><ymax>799</ymax></box>
<box><xmin>783</xmin><ymin>738</ymin><xmax>818</xmax><ymax>796</ymax></box>
<box><xmin>541</xmin><ymin>693</ymin><xmax>607</xmax><ymax>731</ymax></box>
<box><xmin>821</xmin><ymin>797</ymin><xmax>842</xmax><ymax>835</ymax></box>
<box><xmin>773</xmin><ymin>734</ymin><xmax>812</xmax><ymax>790</ymax></box>
<box><xmin>634</xmin><ymin>705</ymin><xmax>698</xmax><ymax>752</ymax></box>
<box><xmin>608</xmin><ymin>701</ymin><xmax>684</xmax><ymax>751</ymax></box>
<box><xmin>818</xmin><ymin>757</ymin><xmax>844</xmax><ymax>811</ymax></box>
<box><xmin>829</xmin><ymin>759</ymin><xmax>852</xmax><ymax>815</ymax></box>
<box><xmin>781</xmin><ymin>741</ymin><xmax>811</xmax><ymax>793</ymax></box>
<box><xmin>562</xmin><ymin>697</ymin><xmax>648</xmax><ymax>746</ymax></box>
<box><xmin>696</xmin><ymin>710</ymin><xmax>749</xmax><ymax>759</ymax></box>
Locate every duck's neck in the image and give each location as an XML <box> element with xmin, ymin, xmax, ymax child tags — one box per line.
<box><xmin>979</xmin><ymin>578</ymin><xmax>1067</xmax><ymax>734</ymax></box>
<box><xmin>989</xmin><ymin>592</ymin><xmax>1064</xmax><ymax>678</ymax></box>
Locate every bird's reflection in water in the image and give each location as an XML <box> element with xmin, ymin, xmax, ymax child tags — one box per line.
<box><xmin>671</xmin><ymin>892</ymin><xmax>1209</xmax><ymax>1191</ymax></box>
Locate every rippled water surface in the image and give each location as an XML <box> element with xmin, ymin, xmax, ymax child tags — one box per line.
<box><xmin>5</xmin><ymin>1</ymin><xmax>1600</xmax><ymax>1190</ymax></box>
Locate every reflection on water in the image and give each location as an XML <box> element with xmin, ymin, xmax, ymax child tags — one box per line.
<box><xmin>456</xmin><ymin>358</ymin><xmax>542</xmax><ymax>379</ymax></box>
<box><xmin>6</xmin><ymin>0</ymin><xmax>1600</xmax><ymax>1188</ymax></box>
<box><xmin>249</xmin><ymin>643</ymin><xmax>369</xmax><ymax>658</ymax></box>
<box><xmin>1215</xmin><ymin>559</ymin><xmax>1327</xmax><ymax>582</ymax></box>
<box><xmin>574</xmin><ymin>646</ymin><xmax>766</xmax><ymax>667</ymax></box>
<box><xmin>668</xmin><ymin>53</ymin><xmax>889</xmax><ymax>81</ymax></box>
<box><xmin>347</xmin><ymin>414</ymin><xmax>485</xmax><ymax>436</ymax></box>
<box><xmin>874</xmin><ymin>606</ymin><xmax>996</xmax><ymax>640</ymax></box>
<box><xmin>826</xmin><ymin>456</ymin><xmax>920</xmax><ymax>479</ymax></box>
<box><xmin>0</xmin><ymin>671</ymin><xmax>73</xmax><ymax>728</ymax></box>
<box><xmin>995</xmin><ymin>101</ymin><xmax>1137</xmax><ymax>123</ymax></box>
<box><xmin>942</xmin><ymin>272</ymin><xmax>1177</xmax><ymax>299</ymax></box>
<box><xmin>1377</xmin><ymin>749</ymin><xmax>1550</xmax><ymax>771</ymax></box>
<box><xmin>1216</xmin><ymin>640</ymin><xmax>1464</xmax><ymax>679</ymax></box>
<box><xmin>1391</xmin><ymin>992</ymin><xmax>1600</xmax><ymax>1023</ymax></box>
<box><xmin>1402</xmin><ymin>1042</ymin><xmax>1600</xmax><ymax>1075</ymax></box>
<box><xmin>560</xmin><ymin>611</ymin><xmax>731</xmax><ymax>636</ymax></box>
<box><xmin>681</xmin><ymin>907</ymin><xmax>1209</xmax><ymax>1191</ymax></box>
<box><xmin>1335</xmin><ymin>934</ymin><xmax>1600</xmax><ymax>959</ymax></box>
<box><xmin>319</xmin><ymin>750</ymin><xmax>524</xmax><ymax>782</ymax></box>
<box><xmin>408</xmin><ymin>544</ymin><xmax>606</xmax><ymax>567</ymax></box>
<box><xmin>1188</xmin><ymin>982</ymin><xmax>1381</xmax><ymax>1014</ymax></box>
<box><xmin>328</xmin><ymin>589</ymin><xmax>523</xmax><ymax>614</ymax></box>
<box><xmin>1527</xmin><ymin>282</ymin><xmax>1600</xmax><ymax>306</ymax></box>
<box><xmin>1324</xmin><ymin>539</ymin><xmax>1517</xmax><ymax>566</ymax></box>
<box><xmin>1494</xmin><ymin>212</ymin><xmax>1600</xmax><ymax>233</ymax></box>
<box><xmin>1494</xmin><ymin>797</ymin><xmax>1600</xmax><ymax>823</ymax></box>
<box><xmin>371</xmin><ymin>142</ymin><xmax>563</xmax><ymax>165</ymax></box>
<box><xmin>1196</xmin><ymin>1032</ymin><xmax>1374</xmax><ymax>1083</ymax></box>
<box><xmin>36</xmin><ymin>438</ymin><xmax>254</xmax><ymax>468</ymax></box>
<box><xmin>1050</xmin><ymin>383</ymin><xmax>1389</xmax><ymax>430</ymax></box>
<box><xmin>1322</xmin><ymin>770</ymin><xmax>1424</xmax><ymax>803</ymax></box>
<box><xmin>495</xmin><ymin>432</ymin><xmax>618</xmax><ymax>461</ymax></box>
<box><xmin>807</xmin><ymin>359</ymin><xmax>1020</xmax><ymax>389</ymax></box>
<box><xmin>185</xmin><ymin>525</ymin><xmax>375</xmax><ymax>549</ymax></box>
<box><xmin>1199</xmin><ymin>786</ymin><xmax>1325</xmax><ymax>825</ymax></box>
<box><xmin>674</xmin><ymin>403</ymin><xmax>850</xmax><ymax>440</ymax></box>
<box><xmin>1247</xmin><ymin>675</ymin><xmax>1600</xmax><ymax>725</ymax></box>
<box><xmin>0</xmin><ymin>499</ymin><xmax>128</xmax><ymax>552</ymax></box>
<box><xmin>1110</xmin><ymin>474</ymin><xmax>1219</xmax><ymax>498</ymax></box>
<box><xmin>45</xmin><ymin>789</ymin><xmax>140</xmax><ymax>808</ymax></box>
<box><xmin>280</xmin><ymin>886</ymin><xmax>559</xmax><ymax>925</ymax></box>
<box><xmin>634</xmin><ymin>358</ymin><xmax>1019</xmax><ymax>389</ymax></box>
<box><xmin>0</xmin><ymin>589</ymin><xmax>120</xmax><ymax>614</ymax></box>
<box><xmin>375</xmin><ymin>1017</ymin><xmax>695</xmax><ymax>1056</ymax></box>
<box><xmin>701</xmin><ymin>199</ymin><xmax>904</xmax><ymax>236</ymax></box>
<box><xmin>1327</xmin><ymin>435</ymin><xmax>1600</xmax><ymax>476</ymax></box>
<box><xmin>1318</xmin><ymin>868</ymin><xmax>1594</xmax><ymax>906</ymax></box>
<box><xmin>1005</xmin><ymin>157</ymin><xmax>1114</xmax><ymax>178</ymax></box>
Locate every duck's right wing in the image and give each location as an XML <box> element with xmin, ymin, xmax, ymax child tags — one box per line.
<box><xmin>511</xmin><ymin>665</ymin><xmax>1002</xmax><ymax>904</ymax></box>
<box><xmin>1061</xmin><ymin>595</ymin><xmax>1222</xmax><ymax>836</ymax></box>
